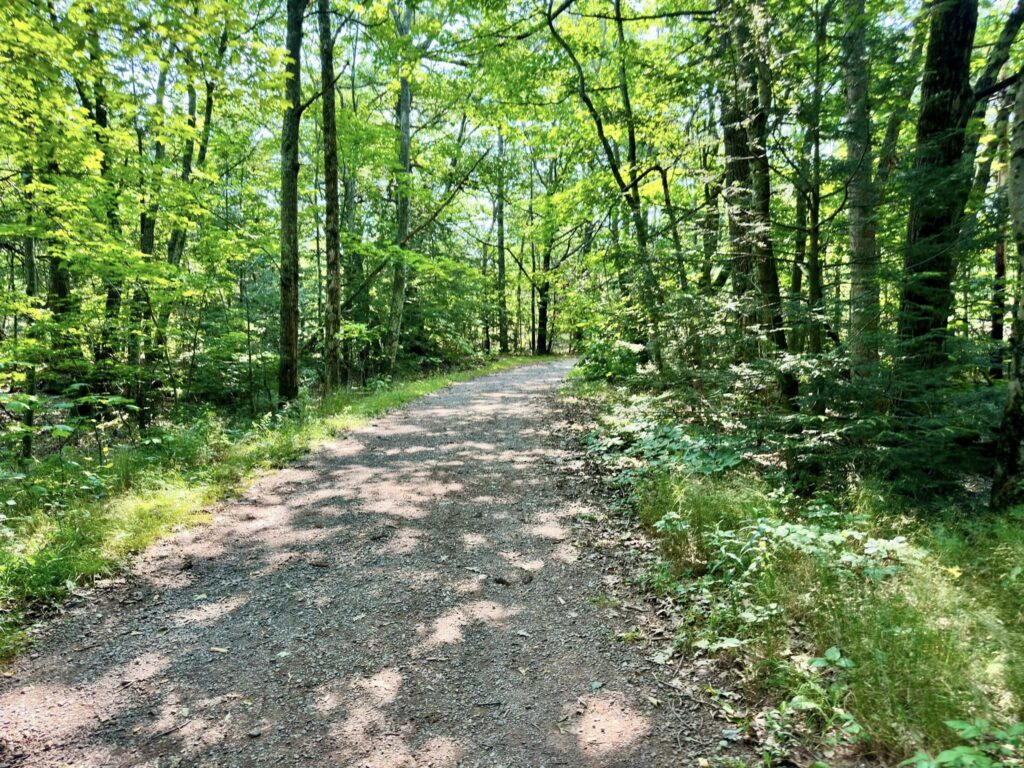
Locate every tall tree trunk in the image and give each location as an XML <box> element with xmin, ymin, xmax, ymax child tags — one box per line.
<box><xmin>790</xmin><ymin>129</ymin><xmax>811</xmax><ymax>354</ymax></box>
<box><xmin>278</xmin><ymin>0</ymin><xmax>307</xmax><ymax>400</ymax></box>
<box><xmin>155</xmin><ymin>30</ymin><xmax>225</xmax><ymax>356</ymax></box>
<box><xmin>319</xmin><ymin>0</ymin><xmax>342</xmax><ymax>389</ymax></box>
<box><xmin>383</xmin><ymin>3</ymin><xmax>412</xmax><ymax>374</ymax></box>
<box><xmin>130</xmin><ymin>66</ymin><xmax>169</xmax><ymax>425</ymax></box>
<box><xmin>991</xmin><ymin>80</ymin><xmax>1024</xmax><ymax>509</ymax></box>
<box><xmin>875</xmin><ymin>28</ymin><xmax>924</xmax><ymax>189</ymax></box>
<box><xmin>992</xmin><ymin>237</ymin><xmax>1007</xmax><ymax>379</ymax></box>
<box><xmin>897</xmin><ymin>0</ymin><xmax>978</xmax><ymax>370</ymax></box>
<box><xmin>805</xmin><ymin>5</ymin><xmax>827</xmax><ymax>358</ymax></box>
<box><xmin>843</xmin><ymin>0</ymin><xmax>879</xmax><ymax>375</ymax></box>
<box><xmin>699</xmin><ymin>139</ymin><xmax>721</xmax><ymax>293</ymax></box>
<box><xmin>732</xmin><ymin>2</ymin><xmax>798</xmax><ymax>405</ymax></box>
<box><xmin>22</xmin><ymin>171</ymin><xmax>37</xmax><ymax>461</ymax></box>
<box><xmin>721</xmin><ymin>89</ymin><xmax>754</xmax><ymax>313</ymax></box>
<box><xmin>482</xmin><ymin>238</ymin><xmax>491</xmax><ymax>352</ymax></box>
<box><xmin>342</xmin><ymin>23</ymin><xmax>366</xmax><ymax>384</ymax></box>
<box><xmin>529</xmin><ymin>190</ymin><xmax>537</xmax><ymax>354</ymax></box>
<box><xmin>547</xmin><ymin>0</ymin><xmax>661</xmax><ymax>368</ymax></box>
<box><xmin>537</xmin><ymin>246</ymin><xmax>551</xmax><ymax>355</ymax></box>
<box><xmin>95</xmin><ymin>97</ymin><xmax>123</xmax><ymax>368</ymax></box>
<box><xmin>660</xmin><ymin>167</ymin><xmax>688</xmax><ymax>290</ymax></box>
<box><xmin>496</xmin><ymin>131</ymin><xmax>509</xmax><ymax>353</ymax></box>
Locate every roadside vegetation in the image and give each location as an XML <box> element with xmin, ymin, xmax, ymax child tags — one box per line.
<box><xmin>573</xmin><ymin>363</ymin><xmax>1024</xmax><ymax>766</ymax></box>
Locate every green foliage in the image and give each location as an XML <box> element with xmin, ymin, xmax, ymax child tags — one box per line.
<box><xmin>902</xmin><ymin>720</ymin><xmax>1024</xmax><ymax>767</ymax></box>
<box><xmin>578</xmin><ymin>338</ymin><xmax>643</xmax><ymax>382</ymax></box>
<box><xmin>581</xmin><ymin>383</ymin><xmax>1024</xmax><ymax>760</ymax></box>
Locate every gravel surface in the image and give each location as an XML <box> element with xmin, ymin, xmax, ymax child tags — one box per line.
<box><xmin>0</xmin><ymin>359</ymin><xmax>730</xmax><ymax>767</ymax></box>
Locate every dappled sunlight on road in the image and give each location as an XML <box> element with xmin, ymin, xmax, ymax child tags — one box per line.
<box><xmin>569</xmin><ymin>692</ymin><xmax>652</xmax><ymax>758</ymax></box>
<box><xmin>0</xmin><ymin>360</ymin><xmax>684</xmax><ymax>767</ymax></box>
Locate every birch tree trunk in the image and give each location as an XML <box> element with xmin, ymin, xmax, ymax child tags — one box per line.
<box><xmin>383</xmin><ymin>3</ymin><xmax>412</xmax><ymax>374</ymax></box>
<box><xmin>991</xmin><ymin>80</ymin><xmax>1024</xmax><ymax>509</ymax></box>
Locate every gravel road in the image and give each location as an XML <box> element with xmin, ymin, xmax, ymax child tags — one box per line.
<box><xmin>0</xmin><ymin>359</ymin><xmax>722</xmax><ymax>767</ymax></box>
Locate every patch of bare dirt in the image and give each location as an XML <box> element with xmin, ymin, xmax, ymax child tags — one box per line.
<box><xmin>0</xmin><ymin>360</ymin><xmax>739</xmax><ymax>767</ymax></box>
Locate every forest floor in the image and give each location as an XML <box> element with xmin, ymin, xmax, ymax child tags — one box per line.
<box><xmin>0</xmin><ymin>359</ymin><xmax>742</xmax><ymax>768</ymax></box>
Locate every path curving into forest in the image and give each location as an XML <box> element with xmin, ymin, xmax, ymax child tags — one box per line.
<box><xmin>0</xmin><ymin>360</ymin><xmax>710</xmax><ymax>767</ymax></box>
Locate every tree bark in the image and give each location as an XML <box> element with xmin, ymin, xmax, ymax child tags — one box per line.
<box><xmin>992</xmin><ymin>237</ymin><xmax>1007</xmax><ymax>379</ymax></box>
<box><xmin>383</xmin><ymin>3</ymin><xmax>412</xmax><ymax>374</ymax></box>
<box><xmin>805</xmin><ymin>4</ymin><xmax>828</xmax><ymax>357</ymax></box>
<box><xmin>660</xmin><ymin>166</ymin><xmax>688</xmax><ymax>290</ymax></box>
<box><xmin>537</xmin><ymin>245</ymin><xmax>551</xmax><ymax>355</ymax></box>
<box><xmin>22</xmin><ymin>170</ymin><xmax>37</xmax><ymax>461</ymax></box>
<box><xmin>843</xmin><ymin>0</ymin><xmax>879</xmax><ymax>374</ymax></box>
<box><xmin>990</xmin><ymin>79</ymin><xmax>1024</xmax><ymax>509</ymax></box>
<box><xmin>699</xmin><ymin>138</ymin><xmax>720</xmax><ymax>293</ymax></box>
<box><xmin>732</xmin><ymin>2</ymin><xmax>799</xmax><ymax>406</ymax></box>
<box><xmin>496</xmin><ymin>131</ymin><xmax>509</xmax><ymax>353</ymax></box>
<box><xmin>897</xmin><ymin>0</ymin><xmax>978</xmax><ymax>370</ymax></box>
<box><xmin>721</xmin><ymin>88</ymin><xmax>754</xmax><ymax>309</ymax></box>
<box><xmin>546</xmin><ymin>0</ymin><xmax>662</xmax><ymax>369</ymax></box>
<box><xmin>278</xmin><ymin>0</ymin><xmax>307</xmax><ymax>400</ymax></box>
<box><xmin>342</xmin><ymin>23</ymin><xmax>366</xmax><ymax>384</ymax></box>
<box><xmin>319</xmin><ymin>0</ymin><xmax>342</xmax><ymax>389</ymax></box>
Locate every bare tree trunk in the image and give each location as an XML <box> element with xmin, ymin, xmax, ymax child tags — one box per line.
<box><xmin>991</xmin><ymin>80</ymin><xmax>1024</xmax><ymax>509</ymax></box>
<box><xmin>278</xmin><ymin>0</ymin><xmax>307</xmax><ymax>400</ymax></box>
<box><xmin>22</xmin><ymin>170</ymin><xmax>37</xmax><ymax>461</ymax></box>
<box><xmin>546</xmin><ymin>0</ymin><xmax>662</xmax><ymax>368</ymax></box>
<box><xmin>721</xmin><ymin>89</ymin><xmax>754</xmax><ymax>310</ymax></box>
<box><xmin>319</xmin><ymin>0</ymin><xmax>342</xmax><ymax>389</ymax></box>
<box><xmin>875</xmin><ymin>28</ymin><xmax>924</xmax><ymax>189</ymax></box>
<box><xmin>537</xmin><ymin>245</ymin><xmax>551</xmax><ymax>355</ymax></box>
<box><xmin>806</xmin><ymin>7</ymin><xmax>826</xmax><ymax>357</ymax></box>
<box><xmin>993</xmin><ymin>237</ymin><xmax>1007</xmax><ymax>379</ymax></box>
<box><xmin>660</xmin><ymin>166</ymin><xmax>688</xmax><ymax>290</ymax></box>
<box><xmin>496</xmin><ymin>131</ymin><xmax>509</xmax><ymax>353</ymax></box>
<box><xmin>154</xmin><ymin>29</ymin><xmax>225</xmax><ymax>355</ymax></box>
<box><xmin>843</xmin><ymin>0</ymin><xmax>879</xmax><ymax>375</ymax></box>
<box><xmin>732</xmin><ymin>2</ymin><xmax>798</xmax><ymax>405</ymax></box>
<box><xmin>699</xmin><ymin>138</ymin><xmax>721</xmax><ymax>293</ymax></box>
<box><xmin>342</xmin><ymin>24</ymin><xmax>366</xmax><ymax>385</ymax></box>
<box><xmin>897</xmin><ymin>0</ymin><xmax>978</xmax><ymax>370</ymax></box>
<box><xmin>790</xmin><ymin>129</ymin><xmax>811</xmax><ymax>355</ymax></box>
<box><xmin>383</xmin><ymin>3</ymin><xmax>412</xmax><ymax>374</ymax></box>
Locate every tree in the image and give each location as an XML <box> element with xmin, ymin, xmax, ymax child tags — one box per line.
<box><xmin>319</xmin><ymin>0</ymin><xmax>342</xmax><ymax>389</ymax></box>
<box><xmin>842</xmin><ymin>0</ymin><xmax>879</xmax><ymax>375</ymax></box>
<box><xmin>383</xmin><ymin>1</ymin><xmax>413</xmax><ymax>375</ymax></box>
<box><xmin>731</xmin><ymin>0</ymin><xmax>799</xmax><ymax>405</ymax></box>
<box><xmin>279</xmin><ymin>0</ymin><xmax>308</xmax><ymax>400</ymax></box>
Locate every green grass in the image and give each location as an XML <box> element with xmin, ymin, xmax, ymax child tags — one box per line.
<box><xmin>632</xmin><ymin>470</ymin><xmax>1024</xmax><ymax>762</ymax></box>
<box><xmin>0</xmin><ymin>356</ymin><xmax>539</xmax><ymax>660</ymax></box>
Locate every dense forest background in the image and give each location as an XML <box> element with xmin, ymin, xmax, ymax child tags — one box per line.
<box><xmin>4</xmin><ymin>0</ymin><xmax>1024</xmax><ymax>763</ymax></box>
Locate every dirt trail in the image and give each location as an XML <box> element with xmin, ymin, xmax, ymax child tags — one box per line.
<box><xmin>0</xmin><ymin>360</ymin><xmax>722</xmax><ymax>767</ymax></box>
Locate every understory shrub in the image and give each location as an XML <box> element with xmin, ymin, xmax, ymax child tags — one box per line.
<box><xmin>583</xmin><ymin>387</ymin><xmax>1024</xmax><ymax>763</ymax></box>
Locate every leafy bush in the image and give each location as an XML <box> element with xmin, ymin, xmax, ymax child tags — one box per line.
<box><xmin>580</xmin><ymin>384</ymin><xmax>1024</xmax><ymax>761</ymax></box>
<box><xmin>577</xmin><ymin>338</ymin><xmax>644</xmax><ymax>382</ymax></box>
<box><xmin>902</xmin><ymin>720</ymin><xmax>1024</xmax><ymax>767</ymax></box>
